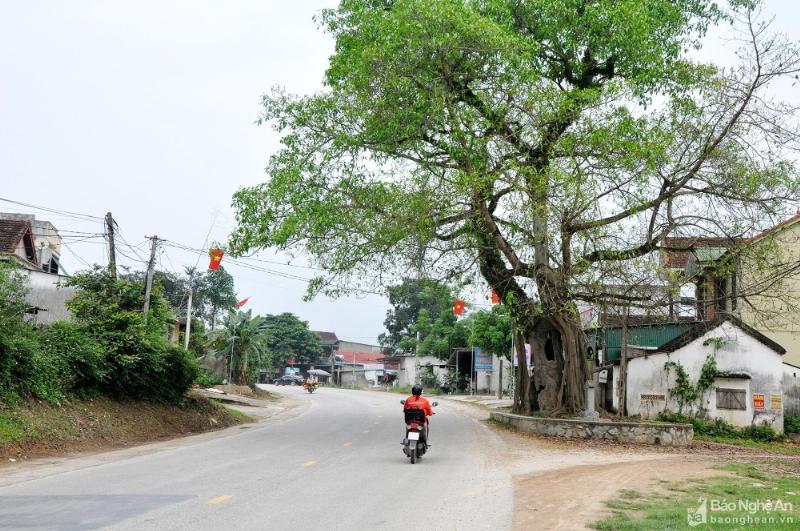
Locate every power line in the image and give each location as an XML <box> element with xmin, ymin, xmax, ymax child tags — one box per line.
<box><xmin>0</xmin><ymin>196</ymin><xmax>103</xmax><ymax>222</ymax></box>
<box><xmin>60</xmin><ymin>241</ymin><xmax>93</xmax><ymax>269</ymax></box>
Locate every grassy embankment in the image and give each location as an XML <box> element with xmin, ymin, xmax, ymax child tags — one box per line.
<box><xmin>0</xmin><ymin>395</ymin><xmax>250</xmax><ymax>463</ymax></box>
<box><xmin>591</xmin><ymin>462</ymin><xmax>800</xmax><ymax>530</ymax></box>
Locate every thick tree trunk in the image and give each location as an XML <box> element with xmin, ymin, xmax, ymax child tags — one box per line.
<box><xmin>526</xmin><ymin>311</ymin><xmax>588</xmax><ymax>415</ymax></box>
<box><xmin>511</xmin><ymin>329</ymin><xmax>533</xmax><ymax>415</ymax></box>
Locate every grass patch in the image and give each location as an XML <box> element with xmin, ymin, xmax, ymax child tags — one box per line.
<box><xmin>695</xmin><ymin>434</ymin><xmax>800</xmax><ymax>455</ymax></box>
<box><xmin>590</xmin><ymin>463</ymin><xmax>800</xmax><ymax>530</ymax></box>
<box><xmin>0</xmin><ymin>412</ymin><xmax>35</xmax><ymax>443</ymax></box>
<box><xmin>222</xmin><ymin>407</ymin><xmax>255</xmax><ymax>423</ymax></box>
<box><xmin>0</xmin><ymin>395</ymin><xmax>245</xmax><ymax>462</ymax></box>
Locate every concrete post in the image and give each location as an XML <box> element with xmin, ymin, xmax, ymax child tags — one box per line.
<box><xmin>584</xmin><ymin>381</ymin><xmax>599</xmax><ymax>418</ymax></box>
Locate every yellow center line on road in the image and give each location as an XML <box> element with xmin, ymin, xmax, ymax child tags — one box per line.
<box><xmin>207</xmin><ymin>495</ymin><xmax>233</xmax><ymax>505</ymax></box>
<box><xmin>343</xmin><ymin>442</ymin><xmax>352</xmax><ymax>447</ymax></box>
<box><xmin>302</xmin><ymin>460</ymin><xmax>317</xmax><ymax>467</ymax></box>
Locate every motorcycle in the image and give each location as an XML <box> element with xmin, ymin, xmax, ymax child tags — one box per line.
<box><xmin>303</xmin><ymin>381</ymin><xmax>318</xmax><ymax>394</ymax></box>
<box><xmin>400</xmin><ymin>399</ymin><xmax>438</xmax><ymax>464</ymax></box>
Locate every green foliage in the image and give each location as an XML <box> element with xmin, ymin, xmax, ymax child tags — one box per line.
<box><xmin>229</xmin><ymin>0</ymin><xmax>800</xmax><ymax>415</ymax></box>
<box><xmin>0</xmin><ymin>263</ymin><xmax>197</xmax><ymax>404</ymax></box>
<box><xmin>420</xmin><ymin>365</ymin><xmax>440</xmax><ymax>391</ymax></box>
<box><xmin>0</xmin><ymin>261</ymin><xmax>62</xmax><ymax>402</ymax></box>
<box><xmin>413</xmin><ymin>307</ymin><xmax>468</xmax><ymax>360</ymax></box>
<box><xmin>39</xmin><ymin>321</ymin><xmax>107</xmax><ymax>393</ymax></box>
<box><xmin>215</xmin><ymin>310</ymin><xmax>270</xmax><ymax>385</ymax></box>
<box><xmin>195</xmin><ymin>368</ymin><xmax>224</xmax><ymax>388</ymax></box>
<box><xmin>199</xmin><ymin>267</ymin><xmax>238</xmax><ymax>328</ymax></box>
<box><xmin>63</xmin><ymin>267</ymin><xmax>197</xmax><ymax>402</ymax></box>
<box><xmin>468</xmin><ymin>305</ymin><xmax>512</xmax><ymax>360</ymax></box>
<box><xmin>657</xmin><ymin>411</ymin><xmax>781</xmax><ymax>441</ymax></box>
<box><xmin>591</xmin><ymin>463</ymin><xmax>800</xmax><ymax>530</ymax></box>
<box><xmin>663</xmin><ymin>354</ymin><xmax>718</xmax><ymax>415</ymax></box>
<box><xmin>785</xmin><ymin>414</ymin><xmax>800</xmax><ymax>434</ymax></box>
<box><xmin>123</xmin><ymin>266</ymin><xmax>237</xmax><ymax>330</ymax></box>
<box><xmin>379</xmin><ymin>278</ymin><xmax>455</xmax><ymax>355</ymax></box>
<box><xmin>262</xmin><ymin>312</ymin><xmax>322</xmax><ymax>365</ymax></box>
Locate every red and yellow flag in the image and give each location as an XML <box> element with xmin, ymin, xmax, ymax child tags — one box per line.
<box><xmin>208</xmin><ymin>248</ymin><xmax>224</xmax><ymax>270</ymax></box>
<box><xmin>453</xmin><ymin>298</ymin><xmax>465</xmax><ymax>316</ymax></box>
<box><xmin>237</xmin><ymin>297</ymin><xmax>250</xmax><ymax>308</ymax></box>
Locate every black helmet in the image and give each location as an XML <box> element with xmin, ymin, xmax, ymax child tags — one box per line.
<box><xmin>412</xmin><ymin>384</ymin><xmax>423</xmax><ymax>396</ymax></box>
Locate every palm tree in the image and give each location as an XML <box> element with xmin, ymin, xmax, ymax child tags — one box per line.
<box><xmin>215</xmin><ymin>310</ymin><xmax>269</xmax><ymax>385</ymax></box>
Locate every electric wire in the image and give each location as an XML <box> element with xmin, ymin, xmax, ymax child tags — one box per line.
<box><xmin>0</xmin><ymin>196</ymin><xmax>103</xmax><ymax>222</ymax></box>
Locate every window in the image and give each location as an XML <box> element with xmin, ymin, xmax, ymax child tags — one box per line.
<box><xmin>716</xmin><ymin>388</ymin><xmax>746</xmax><ymax>410</ymax></box>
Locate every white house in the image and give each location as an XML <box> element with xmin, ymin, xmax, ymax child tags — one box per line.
<box><xmin>783</xmin><ymin>362</ymin><xmax>800</xmax><ymax>417</ymax></box>
<box><xmin>625</xmin><ymin>316</ymin><xmax>786</xmax><ymax>433</ymax></box>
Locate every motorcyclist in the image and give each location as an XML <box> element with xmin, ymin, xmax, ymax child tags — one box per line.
<box><xmin>403</xmin><ymin>384</ymin><xmax>434</xmax><ymax>442</ymax></box>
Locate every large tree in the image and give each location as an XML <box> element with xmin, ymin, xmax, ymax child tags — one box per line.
<box><xmin>263</xmin><ymin>312</ymin><xmax>323</xmax><ymax>365</ymax></box>
<box><xmin>230</xmin><ymin>0</ymin><xmax>800</xmax><ymax>414</ymax></box>
<box><xmin>379</xmin><ymin>277</ymin><xmax>456</xmax><ymax>354</ymax></box>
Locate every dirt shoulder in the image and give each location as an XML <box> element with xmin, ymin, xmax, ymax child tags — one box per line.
<box><xmin>0</xmin><ymin>391</ymin><xmax>292</xmax><ymax>466</ymax></box>
<box><xmin>440</xmin><ymin>398</ymin><xmax>799</xmax><ymax>530</ymax></box>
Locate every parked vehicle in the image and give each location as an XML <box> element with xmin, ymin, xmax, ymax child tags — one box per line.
<box><xmin>274</xmin><ymin>375</ymin><xmax>304</xmax><ymax>386</ymax></box>
<box><xmin>400</xmin><ymin>399</ymin><xmax>437</xmax><ymax>464</ymax></box>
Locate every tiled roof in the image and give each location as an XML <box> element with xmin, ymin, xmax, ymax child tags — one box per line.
<box><xmin>660</xmin><ymin>236</ymin><xmax>740</xmax><ymax>269</ymax></box>
<box><xmin>0</xmin><ymin>219</ymin><xmax>32</xmax><ymax>254</ymax></box>
<box><xmin>336</xmin><ymin>351</ymin><xmax>385</xmax><ymax>364</ymax></box>
<box><xmin>749</xmin><ymin>211</ymin><xmax>800</xmax><ymax>244</ymax></box>
<box><xmin>314</xmin><ymin>331</ymin><xmax>339</xmax><ymax>345</ymax></box>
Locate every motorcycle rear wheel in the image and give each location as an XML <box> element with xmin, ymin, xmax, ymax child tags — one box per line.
<box><xmin>409</xmin><ymin>441</ymin><xmax>417</xmax><ymax>464</ymax></box>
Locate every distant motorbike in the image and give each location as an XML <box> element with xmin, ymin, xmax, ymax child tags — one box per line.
<box><xmin>400</xmin><ymin>399</ymin><xmax>437</xmax><ymax>464</ymax></box>
<box><xmin>303</xmin><ymin>382</ymin><xmax>318</xmax><ymax>394</ymax></box>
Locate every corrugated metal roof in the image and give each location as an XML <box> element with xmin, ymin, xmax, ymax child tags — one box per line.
<box><xmin>589</xmin><ymin>323</ymin><xmax>694</xmax><ymax>362</ymax></box>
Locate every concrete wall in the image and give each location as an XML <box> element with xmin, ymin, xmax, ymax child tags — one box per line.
<box><xmin>741</xmin><ymin>220</ymin><xmax>800</xmax><ymax>367</ymax></box>
<box><xmin>626</xmin><ymin>321</ymin><xmax>784</xmax><ymax>432</ymax></box>
<box><xmin>784</xmin><ymin>363</ymin><xmax>800</xmax><ymax>416</ymax></box>
<box><xmin>490</xmin><ymin>412</ymin><xmax>693</xmax><ymax>446</ymax></box>
<box><xmin>25</xmin><ymin>270</ymin><xmax>74</xmax><ymax>324</ymax></box>
<box><xmin>397</xmin><ymin>355</ymin><xmax>448</xmax><ymax>388</ymax></box>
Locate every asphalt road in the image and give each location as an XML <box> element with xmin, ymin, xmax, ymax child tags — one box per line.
<box><xmin>0</xmin><ymin>387</ymin><xmax>513</xmax><ymax>531</ymax></box>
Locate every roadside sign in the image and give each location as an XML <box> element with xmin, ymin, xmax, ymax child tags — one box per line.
<box><xmin>753</xmin><ymin>393</ymin><xmax>765</xmax><ymax>411</ymax></box>
<box><xmin>474</xmin><ymin>348</ymin><xmax>492</xmax><ymax>371</ymax></box>
<box><xmin>770</xmin><ymin>394</ymin><xmax>782</xmax><ymax>411</ymax></box>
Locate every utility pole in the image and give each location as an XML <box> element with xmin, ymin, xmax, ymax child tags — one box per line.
<box><xmin>105</xmin><ymin>212</ymin><xmax>117</xmax><ymax>280</ymax></box>
<box><xmin>184</xmin><ymin>279</ymin><xmax>193</xmax><ymax>350</ymax></box>
<box><xmin>618</xmin><ymin>306</ymin><xmax>629</xmax><ymax>416</ymax></box>
<box><xmin>142</xmin><ymin>235</ymin><xmax>159</xmax><ymax>320</ymax></box>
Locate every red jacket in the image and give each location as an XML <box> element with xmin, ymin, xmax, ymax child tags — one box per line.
<box><xmin>404</xmin><ymin>395</ymin><xmax>435</xmax><ymax>418</ymax></box>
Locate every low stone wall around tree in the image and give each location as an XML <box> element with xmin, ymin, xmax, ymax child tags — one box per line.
<box><xmin>490</xmin><ymin>412</ymin><xmax>693</xmax><ymax>446</ymax></box>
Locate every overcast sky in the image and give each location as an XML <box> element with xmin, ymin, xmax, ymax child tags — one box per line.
<box><xmin>1</xmin><ymin>1</ymin><xmax>798</xmax><ymax>344</ymax></box>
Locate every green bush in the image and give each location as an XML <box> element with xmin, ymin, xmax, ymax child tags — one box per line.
<box><xmin>39</xmin><ymin>321</ymin><xmax>107</xmax><ymax>393</ymax></box>
<box><xmin>742</xmin><ymin>424</ymin><xmax>781</xmax><ymax>442</ymax></box>
<box><xmin>195</xmin><ymin>368</ymin><xmax>224</xmax><ymax>388</ymax></box>
<box><xmin>152</xmin><ymin>347</ymin><xmax>199</xmax><ymax>402</ymax></box>
<box><xmin>0</xmin><ymin>264</ymin><xmax>199</xmax><ymax>405</ymax></box>
<box><xmin>658</xmin><ymin>411</ymin><xmax>781</xmax><ymax>441</ymax></box>
<box><xmin>785</xmin><ymin>414</ymin><xmax>800</xmax><ymax>434</ymax></box>
<box><xmin>0</xmin><ymin>319</ymin><xmax>62</xmax><ymax>403</ymax></box>
<box><xmin>62</xmin><ymin>267</ymin><xmax>196</xmax><ymax>402</ymax></box>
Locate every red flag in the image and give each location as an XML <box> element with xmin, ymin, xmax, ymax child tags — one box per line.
<box><xmin>453</xmin><ymin>298</ymin><xmax>465</xmax><ymax>316</ymax></box>
<box><xmin>491</xmin><ymin>289</ymin><xmax>500</xmax><ymax>305</ymax></box>
<box><xmin>237</xmin><ymin>297</ymin><xmax>249</xmax><ymax>308</ymax></box>
<box><xmin>208</xmin><ymin>248</ymin><xmax>224</xmax><ymax>270</ymax></box>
